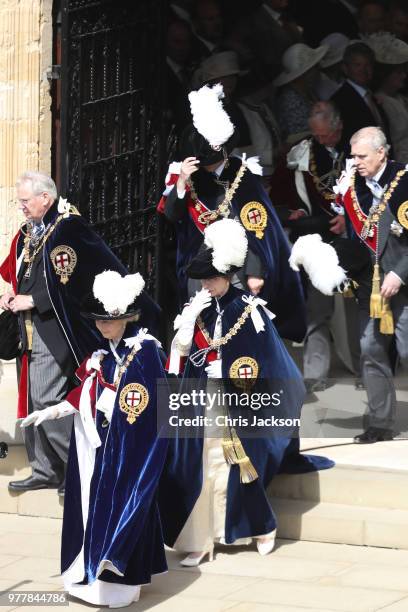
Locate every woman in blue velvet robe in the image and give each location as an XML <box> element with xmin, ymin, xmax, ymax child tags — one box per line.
<box><xmin>22</xmin><ymin>271</ymin><xmax>168</xmax><ymax>608</ymax></box>
<box><xmin>161</xmin><ymin>220</ymin><xmax>333</xmax><ymax>565</ymax></box>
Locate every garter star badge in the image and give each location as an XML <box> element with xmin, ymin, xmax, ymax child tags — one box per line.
<box><xmin>240</xmin><ymin>202</ymin><xmax>267</xmax><ymax>239</ymax></box>
<box><xmin>397</xmin><ymin>201</ymin><xmax>408</xmax><ymax>230</ymax></box>
<box><xmin>50</xmin><ymin>245</ymin><xmax>77</xmax><ymax>284</ymax></box>
<box><xmin>119</xmin><ymin>383</ymin><xmax>149</xmax><ymax>424</ymax></box>
<box><xmin>229</xmin><ymin>357</ymin><xmax>259</xmax><ymax>389</ymax></box>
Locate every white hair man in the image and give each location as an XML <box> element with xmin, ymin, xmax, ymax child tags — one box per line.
<box><xmin>284</xmin><ymin>101</ymin><xmax>360</xmax><ymax>393</ymax></box>
<box><xmin>334</xmin><ymin>126</ymin><xmax>408</xmax><ymax>443</ymax></box>
<box><xmin>0</xmin><ymin>171</ymin><xmax>155</xmax><ymax>493</ymax></box>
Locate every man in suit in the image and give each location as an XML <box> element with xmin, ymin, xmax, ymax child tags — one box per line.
<box><xmin>282</xmin><ymin>102</ymin><xmax>360</xmax><ymax>391</ymax></box>
<box><xmin>165</xmin><ymin>19</ymin><xmax>194</xmax><ymax>135</ymax></box>
<box><xmin>0</xmin><ymin>172</ymin><xmax>157</xmax><ymax>492</ymax></box>
<box><xmin>335</xmin><ymin>127</ymin><xmax>408</xmax><ymax>442</ymax></box>
<box><xmin>331</xmin><ymin>42</ymin><xmax>390</xmax><ymax>154</ymax></box>
<box><xmin>190</xmin><ymin>0</ymin><xmax>225</xmax><ymax>63</ymax></box>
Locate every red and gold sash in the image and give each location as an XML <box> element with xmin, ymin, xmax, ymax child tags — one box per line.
<box><xmin>341</xmin><ymin>188</ymin><xmax>377</xmax><ymax>253</ymax></box>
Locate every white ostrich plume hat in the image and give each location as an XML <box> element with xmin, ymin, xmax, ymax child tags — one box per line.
<box><xmin>204</xmin><ymin>218</ymin><xmax>248</xmax><ymax>273</ymax></box>
<box><xmin>188</xmin><ymin>84</ymin><xmax>235</xmax><ymax>150</ymax></box>
<box><xmin>93</xmin><ymin>270</ymin><xmax>145</xmax><ymax>316</ymax></box>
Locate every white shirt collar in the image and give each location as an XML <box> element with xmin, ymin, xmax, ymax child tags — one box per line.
<box><xmin>166</xmin><ymin>56</ymin><xmax>183</xmax><ymax>78</ymax></box>
<box><xmin>368</xmin><ymin>162</ymin><xmax>387</xmax><ymax>184</ymax></box>
<box><xmin>347</xmin><ymin>78</ymin><xmax>368</xmax><ymax>99</ymax></box>
<box><xmin>337</xmin><ymin>0</ymin><xmax>357</xmax><ymax>14</ymax></box>
<box><xmin>262</xmin><ymin>4</ymin><xmax>281</xmax><ymax>21</ymax></box>
<box><xmin>214</xmin><ymin>161</ymin><xmax>226</xmax><ymax>177</ymax></box>
<box><xmin>194</xmin><ymin>32</ymin><xmax>216</xmax><ymax>52</ymax></box>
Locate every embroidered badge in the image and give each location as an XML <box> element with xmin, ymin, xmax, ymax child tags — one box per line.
<box><xmin>397</xmin><ymin>201</ymin><xmax>408</xmax><ymax>230</ymax></box>
<box><xmin>229</xmin><ymin>357</ymin><xmax>259</xmax><ymax>389</ymax></box>
<box><xmin>119</xmin><ymin>383</ymin><xmax>149</xmax><ymax>424</ymax></box>
<box><xmin>240</xmin><ymin>202</ymin><xmax>267</xmax><ymax>239</ymax></box>
<box><xmin>50</xmin><ymin>245</ymin><xmax>77</xmax><ymax>284</ymax></box>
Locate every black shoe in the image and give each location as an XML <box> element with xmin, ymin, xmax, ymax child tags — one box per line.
<box><xmin>354</xmin><ymin>378</ymin><xmax>365</xmax><ymax>390</ymax></box>
<box><xmin>57</xmin><ymin>483</ymin><xmax>65</xmax><ymax>497</ymax></box>
<box><xmin>304</xmin><ymin>378</ymin><xmax>327</xmax><ymax>393</ymax></box>
<box><xmin>353</xmin><ymin>427</ymin><xmax>394</xmax><ymax>444</ymax></box>
<box><xmin>8</xmin><ymin>476</ymin><xmax>60</xmax><ymax>492</ymax></box>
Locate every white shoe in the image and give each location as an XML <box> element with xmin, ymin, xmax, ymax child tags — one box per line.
<box><xmin>180</xmin><ymin>548</ymin><xmax>214</xmax><ymax>567</ymax></box>
<box><xmin>256</xmin><ymin>531</ymin><xmax>276</xmax><ymax>556</ymax></box>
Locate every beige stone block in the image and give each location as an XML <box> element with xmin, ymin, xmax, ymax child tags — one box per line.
<box><xmin>223</xmin><ymin>579</ymin><xmax>406</xmax><ymax>611</ymax></box>
<box><xmin>227</xmin><ymin>605</ymin><xmax>339</xmax><ymax>612</ymax></box>
<box><xmin>0</xmin><ymin>553</ymin><xmax>22</xmax><ymax>568</ymax></box>
<box><xmin>365</xmin><ymin>510</ymin><xmax>408</xmax><ymax>549</ymax></box>
<box><xmin>274</xmin><ymin>499</ymin><xmax>365</xmax><ymax>546</ymax></box>
<box><xmin>379</xmin><ymin>598</ymin><xmax>408</xmax><ymax>611</ymax></box>
<box><xmin>128</xmin><ymin>593</ymin><xmax>237</xmax><ymax>612</ymax></box>
<box><xmin>318</xmin><ymin>563</ymin><xmax>408</xmax><ymax>592</ymax></box>
<box><xmin>18</xmin><ymin>488</ymin><xmax>63</xmax><ymax>519</ymax></box>
<box><xmin>169</xmin><ymin>549</ymin><xmax>349</xmax><ymax>582</ymax></box>
<box><xmin>0</xmin><ymin>445</ymin><xmax>30</xmax><ymax>478</ymax></box>
<box><xmin>0</xmin><ymin>482</ymin><xmax>19</xmax><ymax>513</ymax></box>
<box><xmin>0</xmin><ymin>531</ymin><xmax>60</xmax><ymax>559</ymax></box>
<box><xmin>145</xmin><ymin>570</ymin><xmax>261</xmax><ymax>599</ymax></box>
<box><xmin>0</xmin><ymin>556</ymin><xmax>61</xmax><ymax>585</ymax></box>
<box><xmin>0</xmin><ymin>513</ymin><xmax>61</xmax><ymax>536</ymax></box>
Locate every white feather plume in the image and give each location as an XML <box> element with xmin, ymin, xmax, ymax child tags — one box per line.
<box><xmin>204</xmin><ymin>219</ymin><xmax>248</xmax><ymax>273</ymax></box>
<box><xmin>240</xmin><ymin>153</ymin><xmax>263</xmax><ymax>176</ymax></box>
<box><xmin>289</xmin><ymin>234</ymin><xmax>347</xmax><ymax>295</ymax></box>
<box><xmin>93</xmin><ymin>270</ymin><xmax>145</xmax><ymax>315</ymax></box>
<box><xmin>188</xmin><ymin>84</ymin><xmax>235</xmax><ymax>148</ymax></box>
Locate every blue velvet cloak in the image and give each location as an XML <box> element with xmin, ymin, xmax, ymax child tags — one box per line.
<box><xmin>62</xmin><ymin>326</ymin><xmax>168</xmax><ymax>586</ymax></box>
<box><xmin>159</xmin><ymin>286</ymin><xmax>333</xmax><ymax>546</ymax></box>
<box><xmin>16</xmin><ymin>202</ymin><xmax>160</xmax><ymax>365</ymax></box>
<box><xmin>170</xmin><ymin>157</ymin><xmax>306</xmax><ymax>341</ymax></box>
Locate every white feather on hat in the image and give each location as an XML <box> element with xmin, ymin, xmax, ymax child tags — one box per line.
<box><xmin>93</xmin><ymin>270</ymin><xmax>145</xmax><ymax>315</ymax></box>
<box><xmin>204</xmin><ymin>218</ymin><xmax>248</xmax><ymax>273</ymax></box>
<box><xmin>188</xmin><ymin>84</ymin><xmax>235</xmax><ymax>149</ymax></box>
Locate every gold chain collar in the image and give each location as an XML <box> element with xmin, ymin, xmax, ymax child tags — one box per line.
<box><xmin>99</xmin><ymin>343</ymin><xmax>140</xmax><ymax>390</ymax></box>
<box><xmin>350</xmin><ymin>168</ymin><xmax>406</xmax><ymax>240</ymax></box>
<box><xmin>188</xmin><ymin>163</ymin><xmax>247</xmax><ymax>225</ymax></box>
<box><xmin>22</xmin><ymin>214</ymin><xmax>65</xmax><ymax>266</ymax></box>
<box><xmin>309</xmin><ymin>146</ymin><xmax>343</xmax><ymax>202</ymax></box>
<box><xmin>197</xmin><ymin>304</ymin><xmax>253</xmax><ymax>350</ymax></box>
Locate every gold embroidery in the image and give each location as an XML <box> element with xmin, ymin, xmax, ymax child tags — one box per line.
<box><xmin>188</xmin><ymin>163</ymin><xmax>247</xmax><ymax>225</ymax></box>
<box><xmin>50</xmin><ymin>245</ymin><xmax>77</xmax><ymax>284</ymax></box>
<box><xmin>240</xmin><ymin>201</ymin><xmax>267</xmax><ymax>239</ymax></box>
<box><xmin>397</xmin><ymin>201</ymin><xmax>408</xmax><ymax>230</ymax></box>
<box><xmin>119</xmin><ymin>383</ymin><xmax>149</xmax><ymax>424</ymax></box>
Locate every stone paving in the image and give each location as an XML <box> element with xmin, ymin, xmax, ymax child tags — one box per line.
<box><xmin>0</xmin><ymin>514</ymin><xmax>408</xmax><ymax>612</ymax></box>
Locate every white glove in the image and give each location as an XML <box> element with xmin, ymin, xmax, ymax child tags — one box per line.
<box><xmin>20</xmin><ymin>401</ymin><xmax>76</xmax><ymax>427</ymax></box>
<box><xmin>174</xmin><ymin>289</ymin><xmax>212</xmax><ymax>352</ymax></box>
<box><xmin>182</xmin><ymin>289</ymin><xmax>212</xmax><ymax>323</ymax></box>
<box><xmin>205</xmin><ymin>359</ymin><xmax>222</xmax><ymax>379</ymax></box>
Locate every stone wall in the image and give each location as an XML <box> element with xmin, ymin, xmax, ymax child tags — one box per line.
<box><xmin>0</xmin><ymin>0</ymin><xmax>53</xmax><ymax>291</ymax></box>
<box><xmin>0</xmin><ymin>0</ymin><xmax>53</xmax><ymax>441</ymax></box>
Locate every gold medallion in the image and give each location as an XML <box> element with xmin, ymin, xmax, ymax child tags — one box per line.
<box><xmin>240</xmin><ymin>202</ymin><xmax>267</xmax><ymax>239</ymax></box>
<box><xmin>50</xmin><ymin>245</ymin><xmax>77</xmax><ymax>284</ymax></box>
<box><xmin>229</xmin><ymin>357</ymin><xmax>259</xmax><ymax>390</ymax></box>
<box><xmin>119</xmin><ymin>383</ymin><xmax>149</xmax><ymax>424</ymax></box>
<box><xmin>397</xmin><ymin>201</ymin><xmax>408</xmax><ymax>230</ymax></box>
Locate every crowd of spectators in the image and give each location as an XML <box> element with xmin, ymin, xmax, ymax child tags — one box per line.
<box><xmin>165</xmin><ymin>0</ymin><xmax>408</xmax><ymax>180</ymax></box>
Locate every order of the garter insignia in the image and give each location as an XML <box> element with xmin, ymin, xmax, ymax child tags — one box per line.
<box><xmin>229</xmin><ymin>357</ymin><xmax>259</xmax><ymax>389</ymax></box>
<box><xmin>397</xmin><ymin>201</ymin><xmax>408</xmax><ymax>230</ymax></box>
<box><xmin>50</xmin><ymin>245</ymin><xmax>77</xmax><ymax>284</ymax></box>
<box><xmin>119</xmin><ymin>383</ymin><xmax>149</xmax><ymax>424</ymax></box>
<box><xmin>240</xmin><ymin>202</ymin><xmax>267</xmax><ymax>239</ymax></box>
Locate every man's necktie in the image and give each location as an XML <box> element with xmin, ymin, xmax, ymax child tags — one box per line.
<box><xmin>364</xmin><ymin>92</ymin><xmax>383</xmax><ymax>128</ymax></box>
<box><xmin>365</xmin><ymin>178</ymin><xmax>384</xmax><ymax>205</ymax></box>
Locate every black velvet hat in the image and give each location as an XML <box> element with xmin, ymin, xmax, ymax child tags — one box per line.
<box><xmin>178</xmin><ymin>124</ymin><xmax>239</xmax><ymax>166</ymax></box>
<box><xmin>80</xmin><ymin>271</ymin><xmax>145</xmax><ymax>320</ymax></box>
<box><xmin>331</xmin><ymin>237</ymin><xmax>372</xmax><ymax>282</ymax></box>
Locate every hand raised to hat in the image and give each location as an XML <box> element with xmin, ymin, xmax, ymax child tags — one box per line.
<box><xmin>186</xmin><ymin>288</ymin><xmax>212</xmax><ymax>320</ymax></box>
<box><xmin>177</xmin><ymin>157</ymin><xmax>200</xmax><ymax>192</ymax></box>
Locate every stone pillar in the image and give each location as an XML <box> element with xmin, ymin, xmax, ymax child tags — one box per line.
<box><xmin>0</xmin><ymin>0</ymin><xmax>53</xmax><ymax>442</ymax></box>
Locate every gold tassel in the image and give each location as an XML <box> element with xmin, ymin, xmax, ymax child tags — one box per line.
<box><xmin>370</xmin><ymin>264</ymin><xmax>382</xmax><ymax>318</ymax></box>
<box><xmin>380</xmin><ymin>298</ymin><xmax>394</xmax><ymax>334</ymax></box>
<box><xmin>222</xmin><ymin>427</ymin><xmax>258</xmax><ymax>484</ymax></box>
<box><xmin>342</xmin><ymin>287</ymin><xmax>354</xmax><ymax>298</ymax></box>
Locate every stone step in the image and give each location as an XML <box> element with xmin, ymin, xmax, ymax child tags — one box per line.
<box><xmin>274</xmin><ymin>498</ymin><xmax>408</xmax><ymax>550</ymax></box>
<box><xmin>269</xmin><ymin>464</ymin><xmax>408</xmax><ymax>511</ymax></box>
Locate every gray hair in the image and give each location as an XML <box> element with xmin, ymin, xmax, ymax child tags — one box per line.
<box><xmin>309</xmin><ymin>101</ymin><xmax>342</xmax><ymax>131</ymax></box>
<box><xmin>350</xmin><ymin>126</ymin><xmax>391</xmax><ymax>153</ymax></box>
<box><xmin>16</xmin><ymin>171</ymin><xmax>58</xmax><ymax>201</ymax></box>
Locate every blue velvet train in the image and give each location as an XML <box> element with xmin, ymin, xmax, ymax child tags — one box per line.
<box><xmin>159</xmin><ymin>286</ymin><xmax>334</xmax><ymax>546</ymax></box>
<box><xmin>61</xmin><ymin>326</ymin><xmax>168</xmax><ymax>587</ymax></box>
